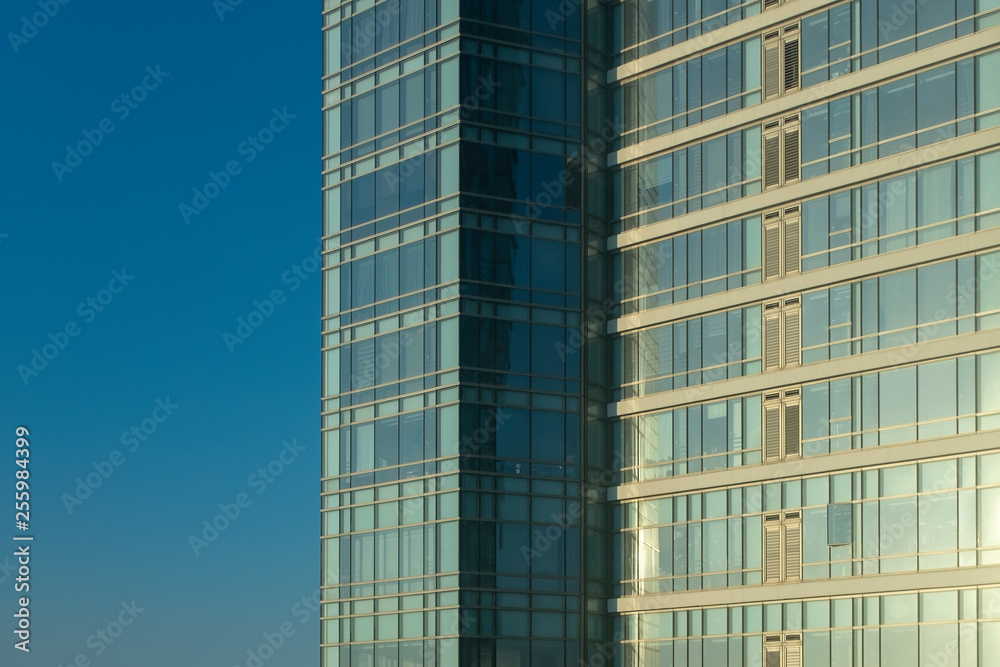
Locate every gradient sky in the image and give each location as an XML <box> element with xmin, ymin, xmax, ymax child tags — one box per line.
<box><xmin>1</xmin><ymin>1</ymin><xmax>320</xmax><ymax>664</ymax></box>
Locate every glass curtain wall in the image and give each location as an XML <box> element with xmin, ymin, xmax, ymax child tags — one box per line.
<box><xmin>608</xmin><ymin>0</ymin><xmax>1000</xmax><ymax>665</ymax></box>
<box><xmin>321</xmin><ymin>0</ymin><xmax>596</xmax><ymax>665</ymax></box>
<box><xmin>321</xmin><ymin>2</ymin><xmax>465</xmax><ymax>666</ymax></box>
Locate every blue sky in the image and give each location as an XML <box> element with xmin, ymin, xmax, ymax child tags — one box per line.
<box><xmin>1</xmin><ymin>1</ymin><xmax>321</xmax><ymax>664</ymax></box>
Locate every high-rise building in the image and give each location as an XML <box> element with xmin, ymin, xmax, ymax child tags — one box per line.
<box><xmin>321</xmin><ymin>1</ymin><xmax>1000</xmax><ymax>665</ymax></box>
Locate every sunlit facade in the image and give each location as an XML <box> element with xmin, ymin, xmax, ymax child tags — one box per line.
<box><xmin>609</xmin><ymin>0</ymin><xmax>1000</xmax><ymax>665</ymax></box>
<box><xmin>322</xmin><ymin>0</ymin><xmax>1000</xmax><ymax>665</ymax></box>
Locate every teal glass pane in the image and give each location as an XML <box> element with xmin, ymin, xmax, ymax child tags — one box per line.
<box><xmin>977</xmin><ymin>51</ymin><xmax>1000</xmax><ymax>127</ymax></box>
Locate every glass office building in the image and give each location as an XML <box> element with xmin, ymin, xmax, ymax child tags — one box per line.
<box><xmin>321</xmin><ymin>0</ymin><xmax>1000</xmax><ymax>664</ymax></box>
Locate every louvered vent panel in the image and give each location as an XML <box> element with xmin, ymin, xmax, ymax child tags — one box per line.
<box><xmin>785</xmin><ymin>520</ymin><xmax>802</xmax><ymax>581</ymax></box>
<box><xmin>764</xmin><ymin>521</ymin><xmax>782</xmax><ymax>583</ymax></box>
<box><xmin>764</xmin><ymin>135</ymin><xmax>781</xmax><ymax>188</ymax></box>
<box><xmin>783</xmin><ymin>38</ymin><xmax>800</xmax><ymax>93</ymax></box>
<box><xmin>784</xmin><ymin>308</ymin><xmax>800</xmax><ymax>366</ymax></box>
<box><xmin>764</xmin><ymin>314</ymin><xmax>781</xmax><ymax>370</ymax></box>
<box><xmin>764</xmin><ymin>41</ymin><xmax>781</xmax><ymax>99</ymax></box>
<box><xmin>764</xmin><ymin>223</ymin><xmax>781</xmax><ymax>279</ymax></box>
<box><xmin>786</xmin><ymin>644</ymin><xmax>803</xmax><ymax>667</ymax></box>
<box><xmin>783</xmin><ymin>128</ymin><xmax>800</xmax><ymax>184</ymax></box>
<box><xmin>783</xmin><ymin>218</ymin><xmax>800</xmax><ymax>274</ymax></box>
<box><xmin>765</xmin><ymin>404</ymin><xmax>782</xmax><ymax>461</ymax></box>
<box><xmin>784</xmin><ymin>402</ymin><xmax>800</xmax><ymax>458</ymax></box>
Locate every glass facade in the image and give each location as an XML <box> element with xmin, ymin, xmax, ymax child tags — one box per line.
<box><xmin>606</xmin><ymin>0</ymin><xmax>1000</xmax><ymax>664</ymax></box>
<box><xmin>323</xmin><ymin>0</ymin><xmax>1000</xmax><ymax>665</ymax></box>
<box><xmin>618</xmin><ymin>585</ymin><xmax>1000</xmax><ymax>666</ymax></box>
<box><xmin>322</xmin><ymin>1</ymin><xmax>602</xmax><ymax>665</ymax></box>
<box><xmin>617</xmin><ymin>451</ymin><xmax>1000</xmax><ymax>596</ymax></box>
<box><xmin>321</xmin><ymin>2</ymin><xmax>467</xmax><ymax>665</ymax></box>
<box><xmin>614</xmin><ymin>47</ymin><xmax>1000</xmax><ymax>232</ymax></box>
